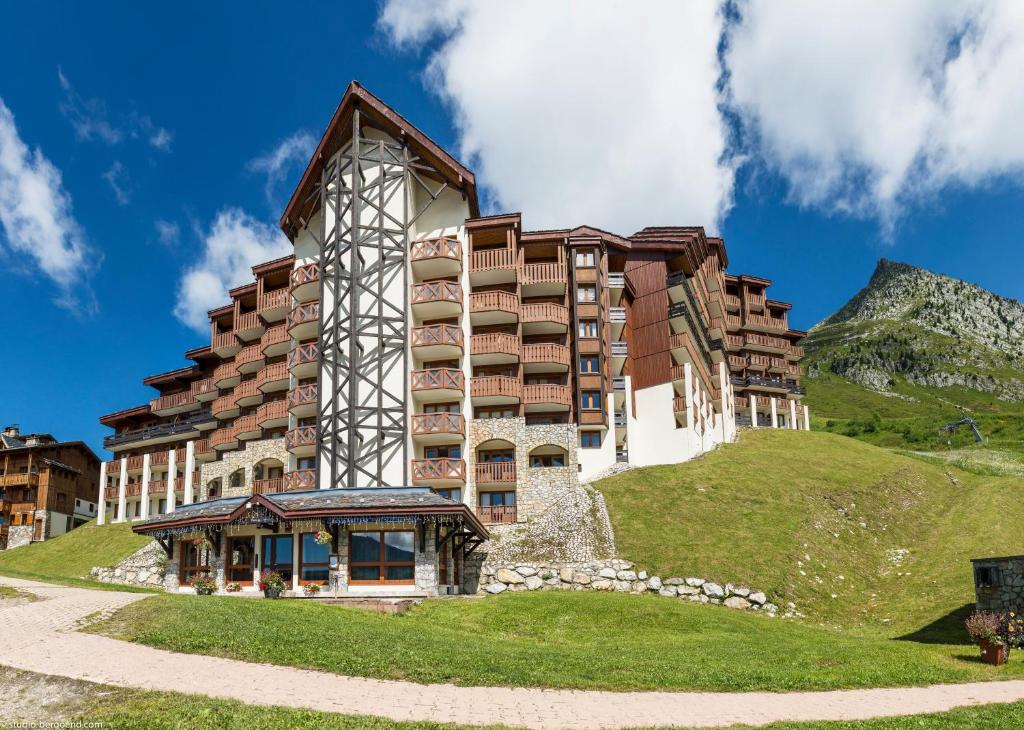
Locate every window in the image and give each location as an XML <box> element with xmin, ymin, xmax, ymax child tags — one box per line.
<box><xmin>179</xmin><ymin>541</ymin><xmax>211</xmax><ymax>586</ymax></box>
<box><xmin>531</xmin><ymin>454</ymin><xmax>565</xmax><ymax>467</ymax></box>
<box><xmin>349</xmin><ymin>531</ymin><xmax>415</xmax><ymax>584</ymax></box>
<box><xmin>476</xmin><ymin>407</ymin><xmax>515</xmax><ymax>419</ymax></box>
<box><xmin>579</xmin><ymin>355</ymin><xmax>599</xmax><ymax>373</ymax></box>
<box><xmin>297</xmin><ymin>456</ymin><xmax>317</xmax><ymax>470</ymax></box>
<box><xmin>435</xmin><ymin>487</ymin><xmax>462</xmax><ymax>503</ymax></box>
<box><xmin>580</xmin><ymin>431</ymin><xmax>601</xmax><ymax>449</ymax></box>
<box><xmin>581</xmin><ymin>390</ymin><xmax>601</xmax><ymax>409</ymax></box>
<box><xmin>299</xmin><ymin>533</ymin><xmax>330</xmax><ymax>584</ymax></box>
<box><xmin>575</xmin><ymin>250</ymin><xmax>595</xmax><ymax>267</ymax></box>
<box><xmin>424</xmin><ymin>445</ymin><xmax>461</xmax><ymax>459</ymax></box>
<box><xmin>578</xmin><ymin>320</ymin><xmax>598</xmax><ymax>338</ymax></box>
<box><xmin>478</xmin><ymin>449</ymin><xmax>514</xmax><ymax>463</ymax></box>
<box><xmin>577</xmin><ymin>285</ymin><xmax>597</xmax><ymax>303</ymax></box>
<box><xmin>424</xmin><ymin>402</ymin><xmax>461</xmax><ymax>414</ymax></box>
<box><xmin>227</xmin><ymin>536</ymin><xmax>255</xmax><ymax>585</ymax></box>
<box><xmin>479</xmin><ymin>491</ymin><xmax>516</xmax><ymax>507</ymax></box>
<box><xmin>975</xmin><ymin>565</ymin><xmax>999</xmax><ymax>589</ymax></box>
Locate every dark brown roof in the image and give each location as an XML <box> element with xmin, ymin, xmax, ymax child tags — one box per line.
<box><xmin>252</xmin><ymin>254</ymin><xmax>295</xmax><ymax>275</ymax></box>
<box><xmin>99</xmin><ymin>404</ymin><xmax>152</xmax><ymax>426</ymax></box>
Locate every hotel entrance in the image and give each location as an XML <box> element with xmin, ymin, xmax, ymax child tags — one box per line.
<box><xmin>261</xmin><ymin>534</ymin><xmax>294</xmax><ymax>583</ymax></box>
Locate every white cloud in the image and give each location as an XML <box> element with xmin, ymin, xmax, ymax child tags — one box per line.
<box><xmin>0</xmin><ymin>97</ymin><xmax>96</xmax><ymax>311</ymax></box>
<box><xmin>155</xmin><ymin>219</ymin><xmax>180</xmax><ymax>247</ymax></box>
<box><xmin>378</xmin><ymin>0</ymin><xmax>733</xmax><ymax>235</ymax></box>
<box><xmin>724</xmin><ymin>0</ymin><xmax>1024</xmax><ymax>225</ymax></box>
<box><xmin>247</xmin><ymin>131</ymin><xmax>316</xmax><ymax>210</ymax></box>
<box><xmin>59</xmin><ymin>68</ymin><xmax>172</xmax><ymax>152</ymax></box>
<box><xmin>102</xmin><ymin>161</ymin><xmax>131</xmax><ymax>205</ymax></box>
<box><xmin>173</xmin><ymin>208</ymin><xmax>291</xmax><ymax>333</ymax></box>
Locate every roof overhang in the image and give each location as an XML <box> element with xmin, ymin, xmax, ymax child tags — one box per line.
<box><xmin>99</xmin><ymin>404</ymin><xmax>152</xmax><ymax>427</ymax></box>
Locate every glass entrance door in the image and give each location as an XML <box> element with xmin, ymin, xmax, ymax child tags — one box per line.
<box><xmin>227</xmin><ymin>536</ymin><xmax>255</xmax><ymax>585</ymax></box>
<box><xmin>261</xmin><ymin>534</ymin><xmax>294</xmax><ymax>582</ymax></box>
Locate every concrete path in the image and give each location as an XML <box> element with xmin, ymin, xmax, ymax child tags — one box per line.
<box><xmin>1</xmin><ymin>575</ymin><xmax>1023</xmax><ymax>729</ymax></box>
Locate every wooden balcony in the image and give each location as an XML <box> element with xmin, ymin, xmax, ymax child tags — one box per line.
<box><xmin>520</xmin><ymin>302</ymin><xmax>569</xmax><ymax>334</ymax></box>
<box><xmin>787</xmin><ymin>345</ymin><xmax>805</xmax><ymax>360</ymax></box>
<box><xmin>212</xmin><ymin>329</ymin><xmax>241</xmax><ymax>358</ymax></box>
<box><xmin>743</xmin><ymin>312</ymin><xmax>787</xmax><ymax>333</ymax></box>
<box><xmin>767</xmin><ymin>357</ymin><xmax>787</xmax><ymax>373</ymax></box>
<box><xmin>231</xmin><ymin>413</ymin><xmax>260</xmax><ymax>441</ymax></box>
<box><xmin>471</xmin><ymin>376</ymin><xmax>521</xmax><ymax>405</ymax></box>
<box><xmin>211</xmin><ymin>393</ymin><xmax>240</xmax><ymax>420</ymax></box>
<box><xmin>523</xmin><ymin>383</ymin><xmax>572</xmax><ymax>411</ymax></box>
<box><xmin>475</xmin><ymin>503</ymin><xmax>516</xmax><ymax>520</ymax></box>
<box><xmin>743</xmin><ymin>333</ymin><xmax>789</xmax><ymax>354</ymax></box>
<box><xmin>746</xmin><ymin>292</ymin><xmax>766</xmax><ymax>311</ymax></box>
<box><xmin>191</xmin><ymin>377</ymin><xmax>218</xmax><ymax>402</ymax></box>
<box><xmin>259</xmin><ymin>287</ymin><xmax>291</xmax><ymax>322</ymax></box>
<box><xmin>411</xmin><ymin>368</ymin><xmax>465</xmax><ymax>403</ymax></box>
<box><xmin>287</xmin><ymin>383</ymin><xmax>317</xmax><ymax>418</ymax></box>
<box><xmin>126</xmin><ymin>482</ymin><xmax>143</xmax><ymax>498</ymax></box>
<box><xmin>410</xmin><ymin>412</ymin><xmax>465</xmax><ymax>444</ymax></box>
<box><xmin>290</xmin><ymin>262</ymin><xmax>320</xmax><ymax>302</ymax></box>
<box><xmin>475</xmin><ymin>461</ymin><xmax>516</xmax><ymax>485</ymax></box>
<box><xmin>213</xmin><ymin>361</ymin><xmax>240</xmax><ymax>388</ymax></box>
<box><xmin>411</xmin><ymin>237</ymin><xmax>462</xmax><ymax>279</ymax></box>
<box><xmin>235</xmin><ymin>343</ymin><xmax>265</xmax><ymax>374</ymax></box>
<box><xmin>103</xmin><ymin>486</ymin><xmax>118</xmax><ymax>501</ymax></box>
<box><xmin>287</xmin><ymin>301</ymin><xmax>319</xmax><ymax>340</ymax></box>
<box><xmin>288</xmin><ymin>342</ymin><xmax>319</xmax><ymax>379</ymax></box>
<box><xmin>257</xmin><ymin>399</ymin><xmax>289</xmax><ymax>429</ymax></box>
<box><xmin>257</xmin><ymin>361</ymin><xmax>290</xmax><ymax>393</ymax></box>
<box><xmin>734</xmin><ymin>395</ymin><xmax>749</xmax><ymax>410</ymax></box>
<box><xmin>747</xmin><ymin>355</ymin><xmax>771</xmax><ymax>371</ymax></box>
<box><xmin>470</xmin><ymin>333</ymin><xmax>519</xmax><ymax>365</ymax></box>
<box><xmin>725</xmin><ymin>314</ymin><xmax>742</xmax><ymax>331</ymax></box>
<box><xmin>193</xmin><ymin>438</ymin><xmax>214</xmax><ymax>462</ymax></box>
<box><xmin>520</xmin><ymin>261</ymin><xmax>566</xmax><ymax>295</ymax></box>
<box><xmin>0</xmin><ymin>473</ymin><xmax>39</xmax><ymax>488</ymax></box>
<box><xmin>725</xmin><ymin>334</ymin><xmax>744</xmax><ymax>351</ymax></box>
<box><xmin>150</xmin><ymin>390</ymin><xmax>197</xmax><ymax>416</ymax></box>
<box><xmin>469</xmin><ymin>290</ymin><xmax>519</xmax><ymax>325</ymax></box>
<box><xmin>285</xmin><ymin>425</ymin><xmax>316</xmax><ymax>456</ymax></box>
<box><xmin>253</xmin><ymin>477</ymin><xmax>285</xmax><ymax>495</ymax></box>
<box><xmin>234</xmin><ymin>379</ymin><xmax>263</xmax><ymax>407</ymax></box>
<box><xmin>148</xmin><ymin>452</ymin><xmax>167</xmax><ymax>468</ymax></box>
<box><xmin>284</xmin><ymin>468</ymin><xmax>317</xmax><ymax>492</ymax></box>
<box><xmin>672</xmin><ymin>396</ymin><xmax>686</xmax><ymax>413</ymax></box>
<box><xmin>410</xmin><ymin>281</ymin><xmax>463</xmax><ymax>319</ymax></box>
<box><xmin>411</xmin><ymin>323</ymin><xmax>463</xmax><ymax>360</ymax></box>
<box><xmin>521</xmin><ymin>343</ymin><xmax>570</xmax><ymax>372</ymax></box>
<box><xmin>469</xmin><ymin>247</ymin><xmax>517</xmax><ymax>285</ymax></box>
<box><xmin>411</xmin><ymin>458</ymin><xmax>467</xmax><ymax>486</ymax></box>
<box><xmin>724</xmin><ymin>293</ymin><xmax>741</xmax><ymax>311</ymax></box>
<box><xmin>260</xmin><ymin>323</ymin><xmax>290</xmax><ymax>357</ymax></box>
<box><xmin>728</xmin><ymin>354</ymin><xmax>746</xmax><ymax>370</ymax></box>
<box><xmin>235</xmin><ymin>310</ymin><xmax>265</xmax><ymax>342</ymax></box>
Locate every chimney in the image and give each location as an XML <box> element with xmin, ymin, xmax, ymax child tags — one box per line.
<box><xmin>2</xmin><ymin>424</ymin><xmax>19</xmax><ymax>438</ymax></box>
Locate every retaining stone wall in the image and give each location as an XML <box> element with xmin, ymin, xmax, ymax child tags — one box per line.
<box><xmin>90</xmin><ymin>540</ymin><xmax>166</xmax><ymax>588</ymax></box>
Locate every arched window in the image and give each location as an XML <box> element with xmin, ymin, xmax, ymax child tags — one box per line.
<box><xmin>207</xmin><ymin>478</ymin><xmax>222</xmax><ymax>499</ymax></box>
<box><xmin>529</xmin><ymin>444</ymin><xmax>567</xmax><ymax>468</ymax></box>
<box><xmin>229</xmin><ymin>468</ymin><xmax>244</xmax><ymax>490</ymax></box>
<box><xmin>253</xmin><ymin>459</ymin><xmax>284</xmax><ymax>481</ymax></box>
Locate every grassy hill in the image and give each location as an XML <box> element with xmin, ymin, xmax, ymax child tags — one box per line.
<box><xmin>596</xmin><ymin>429</ymin><xmax>1023</xmax><ymax>633</ymax></box>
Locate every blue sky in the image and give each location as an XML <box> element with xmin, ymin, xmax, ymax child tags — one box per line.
<box><xmin>2</xmin><ymin>1</ymin><xmax>1022</xmax><ymax>457</ymax></box>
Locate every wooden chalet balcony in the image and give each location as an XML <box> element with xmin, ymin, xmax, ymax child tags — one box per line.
<box><xmin>746</xmin><ymin>292</ymin><xmax>766</xmax><ymax>310</ymax></box>
<box><xmin>126</xmin><ymin>482</ymin><xmax>144</xmax><ymax>497</ymax></box>
<box><xmin>523</xmin><ymin>383</ymin><xmax>572</xmax><ymax>411</ymax></box>
<box><xmin>410</xmin><ymin>412</ymin><xmax>465</xmax><ymax>444</ymax></box>
<box><xmin>725</xmin><ymin>334</ymin><xmax>744</xmax><ymax>351</ymax></box>
<box><xmin>469</xmin><ymin>247</ymin><xmax>517</xmax><ymax>285</ymax></box>
<box><xmin>411</xmin><ymin>457</ymin><xmax>466</xmax><ymax>486</ymax></box>
<box><xmin>211</xmin><ymin>393</ymin><xmax>240</xmax><ymax>419</ymax></box>
<box><xmin>288</xmin><ymin>342</ymin><xmax>319</xmax><ymax>379</ymax></box>
<box><xmin>287</xmin><ymin>301</ymin><xmax>319</xmax><ymax>340</ymax></box>
<box><xmin>670</xmin><ymin>364</ymin><xmax>721</xmax><ymax>401</ymax></box>
<box><xmin>785</xmin><ymin>364</ymin><xmax>801</xmax><ymax>377</ymax></box>
<box><xmin>257</xmin><ymin>361</ymin><xmax>290</xmax><ymax>392</ymax></box>
<box><xmin>149</xmin><ymin>390</ymin><xmax>197</xmax><ymax>416</ymax></box>
<box><xmin>475</xmin><ymin>461</ymin><xmax>516</xmax><ymax>485</ymax></box>
<box><xmin>470</xmin><ymin>332</ymin><xmax>519</xmax><ymax>365</ymax></box>
<box><xmin>767</xmin><ymin>357</ymin><xmax>787</xmax><ymax>373</ymax></box>
<box><xmin>103</xmin><ymin>486</ymin><xmax>118</xmax><ymax>500</ymax></box>
<box><xmin>747</xmin><ymin>354</ymin><xmax>771</xmax><ymax>371</ymax></box>
<box><xmin>672</xmin><ymin>396</ymin><xmax>687</xmax><ymax>413</ymax></box>
<box><xmin>734</xmin><ymin>395</ymin><xmax>749</xmax><ymax>410</ymax></box>
<box><xmin>411</xmin><ymin>323</ymin><xmax>463</xmax><ymax>360</ymax></box>
<box><xmin>235</xmin><ymin>343</ymin><xmax>265</xmax><ymax>374</ymax></box>
<box><xmin>743</xmin><ymin>312</ymin><xmax>787</xmax><ymax>332</ymax></box>
<box><xmin>235</xmin><ymin>310</ymin><xmax>265</xmax><ymax>342</ymax></box>
<box><xmin>233</xmin><ymin>379</ymin><xmax>262</xmax><ymax>407</ymax></box>
<box><xmin>724</xmin><ymin>293</ymin><xmax>741</xmax><ymax>311</ymax></box>
<box><xmin>520</xmin><ymin>302</ymin><xmax>569</xmax><ymax>334</ymax></box>
<box><xmin>290</xmin><ymin>262</ymin><xmax>320</xmax><ymax>302</ymax></box>
<box><xmin>253</xmin><ymin>477</ymin><xmax>285</xmax><ymax>495</ymax></box>
<box><xmin>259</xmin><ymin>287</ymin><xmax>291</xmax><ymax>321</ymax></box>
<box><xmin>256</xmin><ymin>399</ymin><xmax>288</xmax><ymax>428</ymax></box>
<box><xmin>411</xmin><ymin>281</ymin><xmax>463</xmax><ymax>319</ymax></box>
<box><xmin>787</xmin><ymin>345</ymin><xmax>805</xmax><ymax>360</ymax></box>
<box><xmin>469</xmin><ymin>290</ymin><xmax>519</xmax><ymax>325</ymax></box>
<box><xmin>260</xmin><ymin>323</ymin><xmax>290</xmax><ymax>357</ymax></box>
<box><xmin>728</xmin><ymin>354</ymin><xmax>746</xmax><ymax>370</ymax></box>
<box><xmin>708</xmin><ymin>317</ymin><xmax>725</xmax><ymax>336</ymax></box>
<box><xmin>212</xmin><ymin>329</ymin><xmax>241</xmax><ymax>358</ymax></box>
<box><xmin>0</xmin><ymin>473</ymin><xmax>39</xmax><ymax>488</ymax></box>
<box><xmin>287</xmin><ymin>383</ymin><xmax>317</xmax><ymax>417</ymax></box>
<box><xmin>470</xmin><ymin>375</ymin><xmax>521</xmax><ymax>405</ymax></box>
<box><xmin>411</xmin><ymin>368</ymin><xmax>464</xmax><ymax>402</ymax></box>
<box><xmin>213</xmin><ymin>361</ymin><xmax>240</xmax><ymax>388</ymax></box>
<box><xmin>520</xmin><ymin>261</ymin><xmax>566</xmax><ymax>295</ymax></box>
<box><xmin>285</xmin><ymin>425</ymin><xmax>316</xmax><ymax>455</ymax></box>
<box><xmin>191</xmin><ymin>377</ymin><xmax>218</xmax><ymax>402</ymax></box>
<box><xmin>521</xmin><ymin>343</ymin><xmax>570</xmax><ymax>371</ymax></box>
<box><xmin>146</xmin><ymin>452</ymin><xmax>167</xmax><ymax>468</ymax></box>
<box><xmin>411</xmin><ymin>237</ymin><xmax>462</xmax><ymax>279</ymax></box>
<box><xmin>105</xmin><ymin>458</ymin><xmax>121</xmax><ymax>474</ymax></box>
<box><xmin>743</xmin><ymin>333</ymin><xmax>789</xmax><ymax>353</ymax></box>
<box><xmin>725</xmin><ymin>314</ymin><xmax>742</xmax><ymax>331</ymax></box>
<box><xmin>607</xmin><ymin>272</ymin><xmax>626</xmax><ymax>288</ymax></box>
<box><xmin>193</xmin><ymin>438</ymin><xmax>214</xmax><ymax>461</ymax></box>
<box><xmin>477</xmin><ymin>505</ymin><xmax>517</xmax><ymax>525</ymax></box>
<box><xmin>284</xmin><ymin>468</ymin><xmax>317</xmax><ymax>491</ymax></box>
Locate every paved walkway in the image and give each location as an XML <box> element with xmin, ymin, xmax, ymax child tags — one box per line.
<box><xmin>2</xmin><ymin>575</ymin><xmax>1024</xmax><ymax>729</ymax></box>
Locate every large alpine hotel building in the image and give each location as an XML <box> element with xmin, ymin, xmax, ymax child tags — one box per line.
<box><xmin>100</xmin><ymin>83</ymin><xmax>808</xmax><ymax>595</ymax></box>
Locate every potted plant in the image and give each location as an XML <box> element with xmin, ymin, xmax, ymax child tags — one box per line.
<box><xmin>313</xmin><ymin>529</ymin><xmax>332</xmax><ymax>546</ymax></box>
<box><xmin>225</xmin><ymin>582</ymin><xmax>242</xmax><ymax>593</ymax></box>
<box><xmin>259</xmin><ymin>570</ymin><xmax>286</xmax><ymax>599</ymax></box>
<box><xmin>192</xmin><ymin>573</ymin><xmax>217</xmax><ymax>596</ymax></box>
<box><xmin>966</xmin><ymin>611</ymin><xmax>1008</xmax><ymax>665</ymax></box>
<box><xmin>303</xmin><ymin>583</ymin><xmax>322</xmax><ymax>598</ymax></box>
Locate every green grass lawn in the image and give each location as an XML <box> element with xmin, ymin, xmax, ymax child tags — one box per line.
<box><xmin>595</xmin><ymin>429</ymin><xmax>1023</xmax><ymax>632</ymax></box>
<box><xmin>0</xmin><ymin>520</ymin><xmax>155</xmax><ymax>591</ymax></box>
<box><xmin>88</xmin><ymin>589</ymin><xmax>1024</xmax><ymax>693</ymax></box>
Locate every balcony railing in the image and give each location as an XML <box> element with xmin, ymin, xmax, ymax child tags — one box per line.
<box><xmin>788</xmin><ymin>345</ymin><xmax>805</xmax><ymax>359</ymax></box>
<box><xmin>285</xmin><ymin>425</ymin><xmax>317</xmax><ymax>450</ymax></box>
<box><xmin>256</xmin><ymin>399</ymin><xmax>288</xmax><ymax>426</ymax></box>
<box><xmin>520</xmin><ymin>302</ymin><xmax>568</xmax><ymax>326</ymax></box>
<box><xmin>190</xmin><ymin>377</ymin><xmax>217</xmax><ymax>400</ymax></box>
<box><xmin>147</xmin><ymin>452</ymin><xmax>167</xmax><ymax>468</ymax></box>
<box><xmin>287</xmin><ymin>383</ymin><xmax>317</xmax><ymax>410</ymax></box>
<box><xmin>725</xmin><ymin>293</ymin><xmax>741</xmax><ymax>310</ymax></box>
<box><xmin>470</xmin><ymin>247</ymin><xmax>516</xmax><ymax>272</ymax></box>
<box><xmin>261</xmin><ymin>323</ymin><xmax>289</xmax><ymax>352</ymax></box>
<box><xmin>257</xmin><ymin>361</ymin><xmax>290</xmax><ymax>389</ymax></box>
<box><xmin>477</xmin><ymin>504</ymin><xmax>517</xmax><ymax>524</ymax></box>
<box><xmin>470</xmin><ymin>290</ymin><xmax>519</xmax><ymax>317</ymax></box>
<box><xmin>726</xmin><ymin>314</ymin><xmax>742</xmax><ymax>330</ymax></box>
<box><xmin>103</xmin><ymin>410</ymin><xmax>214</xmax><ymax>449</ymax></box>
<box><xmin>521</xmin><ymin>262</ymin><xmax>564</xmax><ymax>286</ymax></box>
<box><xmin>236</xmin><ymin>343</ymin><xmax>265</xmax><ymax>370</ymax></box>
<box><xmin>475</xmin><ymin>461</ymin><xmax>516</xmax><ymax>484</ymax></box>
<box><xmin>608</xmin><ymin>307</ymin><xmax>626</xmax><ymax>323</ymax></box>
<box><xmin>231</xmin><ymin>415</ymin><xmax>260</xmax><ymax>439</ymax></box>
<box><xmin>126</xmin><ymin>482</ymin><xmax>143</xmax><ymax>497</ymax></box>
<box><xmin>287</xmin><ymin>301</ymin><xmax>319</xmax><ymax>330</ymax></box>
<box><xmin>410</xmin><ymin>412</ymin><xmax>465</xmax><ymax>438</ymax></box>
<box><xmin>471</xmin><ymin>376</ymin><xmax>521</xmax><ymax>400</ymax></box>
<box><xmin>523</xmin><ymin>383</ymin><xmax>572</xmax><ymax>408</ymax></box>
<box><xmin>610</xmin><ymin>341</ymin><xmax>628</xmax><ymax>357</ymax></box>
<box><xmin>103</xmin><ymin>486</ymin><xmax>118</xmax><ymax>500</ymax></box>
<box><xmin>213</xmin><ymin>361</ymin><xmax>239</xmax><ymax>386</ymax></box>
<box><xmin>744</xmin><ymin>312</ymin><xmax>787</xmax><ymax>331</ymax></box>
<box><xmin>612</xmin><ymin>376</ymin><xmax>626</xmax><ymax>391</ymax></box>
<box><xmin>728</xmin><ymin>355</ymin><xmax>746</xmax><ymax>368</ymax></box>
<box><xmin>150</xmin><ymin>391</ymin><xmax>195</xmax><ymax>413</ymax></box>
<box><xmin>672</xmin><ymin>396</ymin><xmax>686</xmax><ymax>413</ymax></box>
<box><xmin>290</xmin><ymin>262</ymin><xmax>320</xmax><ymax>291</ymax></box>
<box><xmin>210</xmin><ymin>427</ymin><xmax>237</xmax><ymax>449</ymax></box>
<box><xmin>285</xmin><ymin>468</ymin><xmax>317</xmax><ymax>491</ymax></box>
<box><xmin>614</xmin><ymin>411</ymin><xmax>627</xmax><ymax>427</ymax></box>
<box><xmin>288</xmin><ymin>342</ymin><xmax>319</xmax><ymax>369</ymax></box>
<box><xmin>411</xmin><ymin>280</ymin><xmax>462</xmax><ymax>306</ymax></box>
<box><xmin>411</xmin><ymin>237</ymin><xmax>461</xmax><ymax>265</ymax></box>
<box><xmin>411</xmin><ymin>458</ymin><xmax>467</xmax><ymax>483</ymax></box>
<box><xmin>259</xmin><ymin>288</ymin><xmax>290</xmax><ymax>313</ymax></box>
<box><xmin>235</xmin><ymin>311</ymin><xmax>261</xmax><ymax>334</ymax></box>
<box><xmin>411</xmin><ymin>323</ymin><xmax>463</xmax><ymax>349</ymax></box>
<box><xmin>193</xmin><ymin>438</ymin><xmax>212</xmax><ymax>457</ymax></box>
<box><xmin>212</xmin><ymin>330</ymin><xmax>238</xmax><ymax>351</ymax></box>
<box><xmin>607</xmin><ymin>272</ymin><xmax>625</xmax><ymax>288</ymax></box>
<box><xmin>0</xmin><ymin>473</ymin><xmax>39</xmax><ymax>488</ymax></box>
<box><xmin>734</xmin><ymin>395</ymin><xmax>749</xmax><ymax>409</ymax></box>
<box><xmin>211</xmin><ymin>393</ymin><xmax>239</xmax><ymax>417</ymax></box>
<box><xmin>725</xmin><ymin>334</ymin><xmax>744</xmax><ymax>350</ymax></box>
<box><xmin>746</xmin><ymin>292</ymin><xmax>766</xmax><ymax>309</ymax></box>
<box><xmin>253</xmin><ymin>477</ymin><xmax>285</xmax><ymax>495</ymax></box>
<box><xmin>411</xmin><ymin>368</ymin><xmax>465</xmax><ymax>393</ymax></box>
<box><xmin>521</xmin><ymin>343</ymin><xmax>570</xmax><ymax>368</ymax></box>
<box><xmin>471</xmin><ymin>332</ymin><xmax>519</xmax><ymax>359</ymax></box>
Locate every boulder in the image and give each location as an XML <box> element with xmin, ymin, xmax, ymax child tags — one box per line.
<box><xmin>559</xmin><ymin>567</ymin><xmax>575</xmax><ymax>583</ymax></box>
<box><xmin>617</xmin><ymin>570</ymin><xmax>638</xmax><ymax>581</ymax></box>
<box><xmin>486</xmin><ymin>583</ymin><xmax>507</xmax><ymax>594</ymax></box>
<box><xmin>647</xmin><ymin>576</ymin><xmax>663</xmax><ymax>591</ymax></box>
<box><xmin>748</xmin><ymin>591</ymin><xmax>767</xmax><ymax>605</ymax></box>
<box><xmin>524</xmin><ymin>575</ymin><xmax>544</xmax><ymax>591</ymax></box>
<box><xmin>592</xmin><ymin>579</ymin><xmax>613</xmax><ymax>590</ymax></box>
<box><xmin>613</xmin><ymin>580</ymin><xmax>632</xmax><ymax>592</ymax></box>
<box><xmin>516</xmin><ymin>566</ymin><xmax>538</xmax><ymax>577</ymax></box>
<box><xmin>732</xmin><ymin>586</ymin><xmax>750</xmax><ymax>598</ymax></box>
<box><xmin>724</xmin><ymin>596</ymin><xmax>751</xmax><ymax>610</ymax></box>
<box><xmin>598</xmin><ymin>567</ymin><xmax>617</xmax><ymax>579</ymax></box>
<box><xmin>665</xmin><ymin>577</ymin><xmax>684</xmax><ymax>586</ymax></box>
<box><xmin>677</xmin><ymin>586</ymin><xmax>700</xmax><ymax>595</ymax></box>
<box><xmin>631</xmin><ymin>580</ymin><xmax>648</xmax><ymax>593</ymax></box>
<box><xmin>496</xmin><ymin>568</ymin><xmax>525</xmax><ymax>585</ymax></box>
<box><xmin>702</xmin><ymin>582</ymin><xmax>725</xmax><ymax>598</ymax></box>
<box><xmin>685</xmin><ymin>577</ymin><xmax>705</xmax><ymax>587</ymax></box>
<box><xmin>573</xmin><ymin>573</ymin><xmax>592</xmax><ymax>585</ymax></box>
<box><xmin>658</xmin><ymin>588</ymin><xmax>677</xmax><ymax>597</ymax></box>
<box><xmin>638</xmin><ymin>570</ymin><xmax>648</xmax><ymax>580</ymax></box>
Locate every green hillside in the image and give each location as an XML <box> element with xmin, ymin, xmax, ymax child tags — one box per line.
<box><xmin>596</xmin><ymin>429</ymin><xmax>1023</xmax><ymax>632</ymax></box>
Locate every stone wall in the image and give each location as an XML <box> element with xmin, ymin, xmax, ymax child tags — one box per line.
<box><xmin>478</xmin><ymin>559</ymin><xmax>780</xmax><ymax>615</ymax></box>
<box><xmin>198</xmin><ymin>437</ymin><xmax>290</xmax><ymax>500</ymax></box>
<box><xmin>90</xmin><ymin>540</ymin><xmax>166</xmax><ymax>588</ymax></box>
<box><xmin>5</xmin><ymin>525</ymin><xmax>34</xmax><ymax>550</ymax></box>
<box><xmin>974</xmin><ymin>556</ymin><xmax>1024</xmax><ymax>612</ymax></box>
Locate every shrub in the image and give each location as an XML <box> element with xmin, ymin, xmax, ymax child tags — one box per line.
<box><xmin>192</xmin><ymin>573</ymin><xmax>217</xmax><ymax>596</ymax></box>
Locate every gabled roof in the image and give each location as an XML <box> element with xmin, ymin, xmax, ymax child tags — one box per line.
<box><xmin>280</xmin><ymin>81</ymin><xmax>479</xmax><ymax>239</ymax></box>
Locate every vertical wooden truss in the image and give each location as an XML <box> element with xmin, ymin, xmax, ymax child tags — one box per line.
<box><xmin>299</xmin><ymin>107</ymin><xmax>450</xmax><ymax>488</ymax></box>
